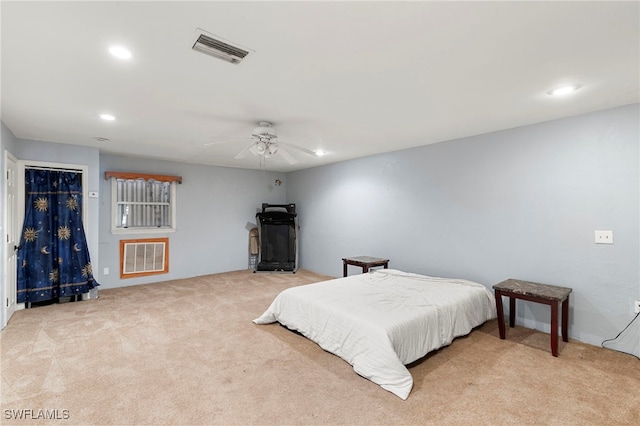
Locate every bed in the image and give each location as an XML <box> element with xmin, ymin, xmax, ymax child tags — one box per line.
<box><xmin>253</xmin><ymin>268</ymin><xmax>496</xmax><ymax>399</ymax></box>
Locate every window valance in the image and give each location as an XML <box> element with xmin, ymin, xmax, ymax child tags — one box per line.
<box><xmin>104</xmin><ymin>171</ymin><xmax>182</xmax><ymax>184</ymax></box>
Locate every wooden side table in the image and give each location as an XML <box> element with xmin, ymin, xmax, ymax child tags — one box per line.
<box><xmin>493</xmin><ymin>279</ymin><xmax>572</xmax><ymax>357</ymax></box>
<box><xmin>342</xmin><ymin>256</ymin><xmax>389</xmax><ymax>277</ymax></box>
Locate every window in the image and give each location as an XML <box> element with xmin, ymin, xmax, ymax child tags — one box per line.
<box><xmin>120</xmin><ymin>238</ymin><xmax>169</xmax><ymax>278</ymax></box>
<box><xmin>115</xmin><ymin>178</ymin><xmax>171</xmax><ymax>228</ymax></box>
<box><xmin>106</xmin><ymin>171</ymin><xmax>182</xmax><ymax>234</ymax></box>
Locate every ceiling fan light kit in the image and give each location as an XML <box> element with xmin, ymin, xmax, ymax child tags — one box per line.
<box><xmin>265</xmin><ymin>143</ymin><xmax>279</xmax><ymax>157</ymax></box>
<box><xmin>210</xmin><ymin>121</ymin><xmax>320</xmax><ymax>165</ymax></box>
<box><xmin>255</xmin><ymin>140</ymin><xmax>268</xmax><ymax>154</ymax></box>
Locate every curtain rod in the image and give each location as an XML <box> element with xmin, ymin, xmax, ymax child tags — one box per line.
<box><xmin>25</xmin><ymin>165</ymin><xmax>83</xmax><ymax>173</ymax></box>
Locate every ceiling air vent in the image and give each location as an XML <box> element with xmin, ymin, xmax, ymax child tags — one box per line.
<box><xmin>192</xmin><ymin>31</ymin><xmax>250</xmax><ymax>65</ymax></box>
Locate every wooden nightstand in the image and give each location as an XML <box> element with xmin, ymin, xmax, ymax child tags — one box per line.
<box><xmin>342</xmin><ymin>256</ymin><xmax>389</xmax><ymax>277</ymax></box>
<box><xmin>493</xmin><ymin>279</ymin><xmax>572</xmax><ymax>357</ymax></box>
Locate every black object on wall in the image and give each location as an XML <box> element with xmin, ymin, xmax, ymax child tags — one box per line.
<box><xmin>255</xmin><ymin>203</ymin><xmax>298</xmax><ymax>273</ymax></box>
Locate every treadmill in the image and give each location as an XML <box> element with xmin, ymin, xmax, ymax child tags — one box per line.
<box><xmin>255</xmin><ymin>203</ymin><xmax>298</xmax><ymax>273</ymax></box>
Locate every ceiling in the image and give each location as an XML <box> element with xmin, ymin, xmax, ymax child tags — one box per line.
<box><xmin>2</xmin><ymin>1</ymin><xmax>638</xmax><ymax>172</ymax></box>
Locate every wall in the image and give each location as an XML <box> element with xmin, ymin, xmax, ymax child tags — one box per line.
<box><xmin>1</xmin><ymin>121</ymin><xmax>18</xmax><ymax>154</ymax></box>
<box><xmin>287</xmin><ymin>104</ymin><xmax>640</xmax><ymax>356</ymax></box>
<box><xmin>1</xmin><ymin>130</ymin><xmax>286</xmax><ymax>320</ymax></box>
<box><xmin>98</xmin><ymin>154</ymin><xmax>286</xmax><ymax>288</ymax></box>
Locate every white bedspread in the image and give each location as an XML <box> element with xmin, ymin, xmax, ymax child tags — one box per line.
<box><xmin>253</xmin><ymin>268</ymin><xmax>496</xmax><ymax>399</ymax></box>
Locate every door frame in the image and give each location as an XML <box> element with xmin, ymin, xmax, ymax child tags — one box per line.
<box><xmin>1</xmin><ymin>159</ymin><xmax>89</xmax><ymax>327</ymax></box>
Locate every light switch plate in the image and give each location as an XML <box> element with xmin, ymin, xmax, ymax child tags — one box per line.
<box><xmin>594</xmin><ymin>230</ymin><xmax>613</xmax><ymax>244</ymax></box>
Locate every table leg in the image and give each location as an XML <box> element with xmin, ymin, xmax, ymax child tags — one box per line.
<box><xmin>562</xmin><ymin>295</ymin><xmax>569</xmax><ymax>342</ymax></box>
<box><xmin>343</xmin><ymin>262</ymin><xmax>347</xmax><ymax>277</ymax></box>
<box><xmin>383</xmin><ymin>262</ymin><xmax>388</xmax><ymax>269</ymax></box>
<box><xmin>495</xmin><ymin>290</ymin><xmax>505</xmax><ymax>339</ymax></box>
<box><xmin>551</xmin><ymin>301</ymin><xmax>559</xmax><ymax>357</ymax></box>
<box><xmin>509</xmin><ymin>297</ymin><xmax>516</xmax><ymax>328</ymax></box>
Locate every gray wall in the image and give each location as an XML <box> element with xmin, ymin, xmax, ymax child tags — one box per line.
<box><xmin>3</xmin><ymin>105</ymin><xmax>639</xmax><ymax>356</ymax></box>
<box><xmin>1</xmin><ymin>121</ymin><xmax>18</xmax><ymax>153</ymax></box>
<box><xmin>98</xmin><ymin>154</ymin><xmax>286</xmax><ymax>288</ymax></box>
<box><xmin>1</xmin><ymin>129</ymin><xmax>285</xmax><ymax>320</ymax></box>
<box><xmin>287</xmin><ymin>104</ymin><xmax>640</xmax><ymax>356</ymax></box>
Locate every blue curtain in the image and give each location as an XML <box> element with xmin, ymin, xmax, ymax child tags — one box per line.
<box><xmin>17</xmin><ymin>169</ymin><xmax>99</xmax><ymax>303</ymax></box>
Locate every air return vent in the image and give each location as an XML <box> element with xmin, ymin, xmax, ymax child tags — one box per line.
<box><xmin>192</xmin><ymin>30</ymin><xmax>250</xmax><ymax>64</ymax></box>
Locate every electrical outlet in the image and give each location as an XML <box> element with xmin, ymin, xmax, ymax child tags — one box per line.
<box><xmin>634</xmin><ymin>300</ymin><xmax>640</xmax><ymax>314</ymax></box>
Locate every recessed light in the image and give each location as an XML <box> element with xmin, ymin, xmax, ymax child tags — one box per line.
<box><xmin>109</xmin><ymin>45</ymin><xmax>132</xmax><ymax>60</ymax></box>
<box><xmin>315</xmin><ymin>150</ymin><xmax>327</xmax><ymax>157</ymax></box>
<box><xmin>548</xmin><ymin>85</ymin><xmax>581</xmax><ymax>96</ymax></box>
<box><xmin>99</xmin><ymin>114</ymin><xmax>116</xmax><ymax>121</ymax></box>
<box><xmin>94</xmin><ymin>137</ymin><xmax>110</xmax><ymax>142</ymax></box>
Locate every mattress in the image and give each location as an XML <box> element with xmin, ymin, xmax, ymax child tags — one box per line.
<box><xmin>253</xmin><ymin>268</ymin><xmax>496</xmax><ymax>399</ymax></box>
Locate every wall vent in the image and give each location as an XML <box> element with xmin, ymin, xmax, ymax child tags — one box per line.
<box><xmin>120</xmin><ymin>238</ymin><xmax>169</xmax><ymax>279</ymax></box>
<box><xmin>192</xmin><ymin>30</ymin><xmax>250</xmax><ymax>64</ymax></box>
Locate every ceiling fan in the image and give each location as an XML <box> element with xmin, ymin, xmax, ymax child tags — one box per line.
<box><xmin>207</xmin><ymin>121</ymin><xmax>318</xmax><ymax>165</ymax></box>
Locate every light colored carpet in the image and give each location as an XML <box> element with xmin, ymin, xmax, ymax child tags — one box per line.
<box><xmin>1</xmin><ymin>269</ymin><xmax>638</xmax><ymax>425</ymax></box>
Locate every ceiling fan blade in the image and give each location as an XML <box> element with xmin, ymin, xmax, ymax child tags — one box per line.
<box><xmin>277</xmin><ymin>145</ymin><xmax>299</xmax><ymax>165</ymax></box>
<box><xmin>278</xmin><ymin>141</ymin><xmax>317</xmax><ymax>157</ymax></box>
<box><xmin>235</xmin><ymin>142</ymin><xmax>255</xmax><ymax>159</ymax></box>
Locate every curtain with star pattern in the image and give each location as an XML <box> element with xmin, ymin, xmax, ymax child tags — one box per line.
<box><xmin>17</xmin><ymin>169</ymin><xmax>98</xmax><ymax>303</ymax></box>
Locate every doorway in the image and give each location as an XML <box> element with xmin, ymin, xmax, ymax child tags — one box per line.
<box><xmin>18</xmin><ymin>163</ymin><xmax>94</xmax><ymax>305</ymax></box>
<box><xmin>3</xmin><ymin>160</ymin><xmax>91</xmax><ymax>324</ymax></box>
